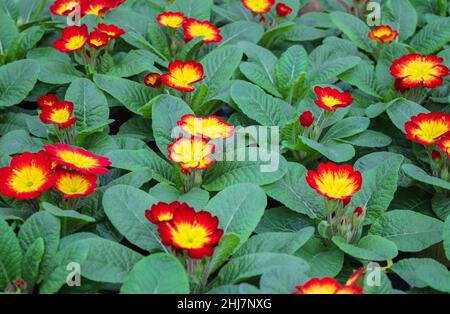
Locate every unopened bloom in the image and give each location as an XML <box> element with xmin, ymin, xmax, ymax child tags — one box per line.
<box><xmin>44</xmin><ymin>143</ymin><xmax>111</xmax><ymax>175</ymax></box>
<box><xmin>161</xmin><ymin>60</ymin><xmax>204</xmax><ymax>92</ymax></box>
<box><xmin>346</xmin><ymin>267</ymin><xmax>365</xmax><ymax>287</ymax></box>
<box><xmin>168</xmin><ymin>137</ymin><xmax>215</xmax><ymax>171</ymax></box>
<box><xmin>95</xmin><ymin>23</ymin><xmax>125</xmax><ymax>39</ymax></box>
<box><xmin>38</xmin><ymin>94</ymin><xmax>59</xmax><ymax>109</ymax></box>
<box><xmin>39</xmin><ymin>101</ymin><xmax>77</xmax><ymax>129</ymax></box>
<box><xmin>293</xmin><ymin>278</ymin><xmax>363</xmax><ymax>294</ymax></box>
<box><xmin>241</xmin><ymin>0</ymin><xmax>275</xmax><ymax>14</ymax></box>
<box><xmin>178</xmin><ymin>114</ymin><xmax>234</xmax><ymax>140</ymax></box>
<box><xmin>391</xmin><ymin>54</ymin><xmax>449</xmax><ymax>90</ymax></box>
<box><xmin>299</xmin><ymin>111</ymin><xmax>314</xmax><ymax>127</ymax></box>
<box><xmin>438</xmin><ymin>134</ymin><xmax>450</xmax><ymax>158</ymax></box>
<box><xmin>0</xmin><ymin>151</ymin><xmax>56</xmax><ymax>200</ymax></box>
<box><xmin>276</xmin><ymin>3</ymin><xmax>293</xmax><ymax>17</ymax></box>
<box><xmin>404</xmin><ymin>112</ymin><xmax>450</xmax><ymax>146</ymax></box>
<box><xmin>144</xmin><ymin>72</ymin><xmax>162</xmax><ymax>88</ymax></box>
<box><xmin>157</xmin><ymin>12</ymin><xmax>186</xmax><ymax>28</ymax></box>
<box><xmin>314</xmin><ymin>86</ymin><xmax>354</xmax><ymax>111</ymax></box>
<box><xmin>306</xmin><ymin>162</ymin><xmax>362</xmax><ymax>201</ymax></box>
<box><xmin>145</xmin><ymin>201</ymin><xmax>192</xmax><ymax>224</ymax></box>
<box><xmin>50</xmin><ymin>0</ymin><xmax>85</xmax><ymax>16</ymax></box>
<box><xmin>368</xmin><ymin>25</ymin><xmax>398</xmax><ymax>43</ymax></box>
<box><xmin>183</xmin><ymin>19</ymin><xmax>222</xmax><ymax>44</ymax></box>
<box><xmin>53</xmin><ymin>24</ymin><xmax>89</xmax><ymax>53</ymax></box>
<box><xmin>54</xmin><ymin>169</ymin><xmax>98</xmax><ymax>199</ymax></box>
<box><xmin>88</xmin><ymin>30</ymin><xmax>110</xmax><ymax>49</ymax></box>
<box><xmin>157</xmin><ymin>204</ymin><xmax>223</xmax><ymax>259</ymax></box>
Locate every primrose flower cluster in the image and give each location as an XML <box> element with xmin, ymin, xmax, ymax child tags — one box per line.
<box><xmin>145</xmin><ymin>201</ymin><xmax>223</xmax><ymax>260</ymax></box>
<box><xmin>0</xmin><ymin>143</ymin><xmax>111</xmax><ymax>201</ymax></box>
<box><xmin>50</xmin><ymin>0</ymin><xmax>125</xmax><ymax>17</ymax></box>
<box><xmin>242</xmin><ymin>0</ymin><xmax>294</xmax><ymax>23</ymax></box>
<box><xmin>168</xmin><ymin>115</ymin><xmax>234</xmax><ymax>174</ymax></box>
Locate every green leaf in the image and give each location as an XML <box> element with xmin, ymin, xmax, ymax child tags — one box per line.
<box><xmin>214</xmin><ymin>21</ymin><xmax>264</xmax><ymax>47</ymax></box>
<box><xmin>103</xmin><ymin>185</ymin><xmax>166</xmax><ymax>253</ymax></box>
<box><xmin>0</xmin><ymin>10</ymin><xmax>19</xmax><ymax>53</ymax></box>
<box><xmin>256</xmin><ymin>207</ymin><xmax>314</xmax><ymax>233</ymax></box>
<box><xmin>259</xmin><ymin>266</ymin><xmax>308</xmax><ymax>294</ymax></box>
<box><xmin>169</xmin><ymin>0</ymin><xmax>213</xmax><ymax>20</ymax></box>
<box><xmin>77</xmin><ymin>237</ymin><xmax>143</xmax><ymax>284</ymax></box>
<box><xmin>259</xmin><ymin>22</ymin><xmax>296</xmax><ymax>47</ymax></box>
<box><xmin>296</xmin><ymin>238</ymin><xmax>344</xmax><ymax>278</ymax></box>
<box><xmin>202</xmin><ymin>148</ymin><xmax>288</xmax><ymax>191</ymax></box>
<box><xmin>322</xmin><ymin>117</ymin><xmax>370</xmax><ymax>142</ymax></box>
<box><xmin>107</xmin><ymin>148</ymin><xmax>174</xmax><ymax>184</ymax></box>
<box><xmin>383</xmin><ymin>0</ymin><xmax>417</xmax><ymax>41</ymax></box>
<box><xmin>415</xmin><ymin>261</ymin><xmax>450</xmax><ymax>292</ymax></box>
<box><xmin>337</xmin><ymin>130</ymin><xmax>392</xmax><ymax>148</ymax></box>
<box><xmin>338</xmin><ymin>61</ymin><xmax>381</xmax><ymax>98</ymax></box>
<box><xmin>21</xmin><ymin>237</ymin><xmax>45</xmax><ymax>290</ymax></box>
<box><xmin>238</xmin><ymin>42</ymin><xmax>277</xmax><ymax>84</ymax></box>
<box><xmin>275</xmin><ymin>45</ymin><xmax>308</xmax><ymax>96</ymax></box>
<box><xmin>209</xmin><ymin>234</ymin><xmax>241</xmax><ymax>274</ymax></box>
<box><xmin>39</xmin><ymin>241</ymin><xmax>89</xmax><ymax>294</ymax></box>
<box><xmin>263</xmin><ymin>162</ymin><xmax>324</xmax><ymax>219</ymax></box>
<box><xmin>207</xmin><ymin>283</ymin><xmax>260</xmax><ymax>294</ymax></box>
<box><xmin>0</xmin><ymin>129</ymin><xmax>44</xmax><ymax>155</ymax></box>
<box><xmin>106</xmin><ymin>50</ymin><xmax>156</xmax><ymax>78</ymax></box>
<box><xmin>215</xmin><ymin>253</ymin><xmax>309</xmax><ymax>286</ymax></box>
<box><xmin>332</xmin><ymin>235</ymin><xmax>398</xmax><ymax>261</ymax></box>
<box><xmin>330</xmin><ymin>12</ymin><xmax>377</xmax><ymax>53</ymax></box>
<box><xmin>353</xmin><ymin>154</ymin><xmax>404</xmax><ymax>223</ymax></box>
<box><xmin>206</xmin><ymin>183</ymin><xmax>267</xmax><ymax>250</ymax></box>
<box><xmin>42</xmin><ymin>202</ymin><xmax>95</xmax><ymax>234</ymax></box>
<box><xmin>94</xmin><ymin>74</ymin><xmax>152</xmax><ymax>115</ymax></box>
<box><xmin>402</xmin><ymin>164</ymin><xmax>450</xmax><ymax>190</ymax></box>
<box><xmin>18</xmin><ymin>212</ymin><xmax>60</xmax><ymax>280</ymax></box>
<box><xmin>391</xmin><ymin>258</ymin><xmax>447</xmax><ymax>288</ymax></box>
<box><xmin>240</xmin><ymin>62</ymin><xmax>282</xmax><ymax>97</ymax></box>
<box><xmin>151</xmin><ymin>95</ymin><xmax>193</xmax><ymax>157</ymax></box>
<box><xmin>201</xmin><ymin>46</ymin><xmax>243</xmax><ymax>99</ymax></box>
<box><xmin>230</xmin><ymin>81</ymin><xmax>290</xmax><ymax>126</ymax></box>
<box><xmin>444</xmin><ymin>216</ymin><xmax>450</xmax><ymax>261</ymax></box>
<box><xmin>308</xmin><ymin>56</ymin><xmax>361</xmax><ymax>85</ymax></box>
<box><xmin>121</xmin><ymin>253</ymin><xmax>189</xmax><ymax>294</ymax></box>
<box><xmin>65</xmin><ymin>78</ymin><xmax>110</xmax><ymax>133</ymax></box>
<box><xmin>410</xmin><ymin>17</ymin><xmax>450</xmax><ymax>54</ymax></box>
<box><xmin>0</xmin><ymin>59</ymin><xmax>39</xmax><ymax>108</ymax></box>
<box><xmin>370</xmin><ymin>210</ymin><xmax>443</xmax><ymax>252</ymax></box>
<box><xmin>300</xmin><ymin>136</ymin><xmax>355</xmax><ymax>163</ymax></box>
<box><xmin>37</xmin><ymin>60</ymin><xmax>83</xmax><ymax>85</ymax></box>
<box><xmin>0</xmin><ymin>217</ymin><xmax>22</xmax><ymax>290</ymax></box>
<box><xmin>386</xmin><ymin>98</ymin><xmax>429</xmax><ymax>132</ymax></box>
<box><xmin>234</xmin><ymin>228</ymin><xmax>314</xmax><ymax>257</ymax></box>
<box><xmin>149</xmin><ymin>183</ymin><xmax>209</xmax><ymax>211</ymax></box>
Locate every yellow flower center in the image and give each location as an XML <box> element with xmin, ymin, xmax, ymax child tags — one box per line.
<box><xmin>66</xmin><ymin>35</ymin><xmax>86</xmax><ymax>50</ymax></box>
<box><xmin>245</xmin><ymin>0</ymin><xmax>270</xmax><ymax>13</ymax></box>
<box><xmin>50</xmin><ymin>108</ymin><xmax>71</xmax><ymax>123</ymax></box>
<box><xmin>170</xmin><ymin>66</ymin><xmax>201</xmax><ymax>88</ymax></box>
<box><xmin>10</xmin><ymin>166</ymin><xmax>46</xmax><ymax>193</ymax></box>
<box><xmin>170</xmin><ymin>223</ymin><xmax>210</xmax><ymax>249</ymax></box>
<box><xmin>57</xmin><ymin>151</ymin><xmax>99</xmax><ymax>169</ymax></box>
<box><xmin>321</xmin><ymin>96</ymin><xmax>341</xmax><ymax>108</ymax></box>
<box><xmin>402</xmin><ymin>60</ymin><xmax>438</xmax><ymax>81</ymax></box>
<box><xmin>186</xmin><ymin>23</ymin><xmax>216</xmax><ymax>41</ymax></box>
<box><xmin>56</xmin><ymin>173</ymin><xmax>91</xmax><ymax>195</ymax></box>
<box><xmin>58</xmin><ymin>1</ymin><xmax>79</xmax><ymax>14</ymax></box>
<box><xmin>160</xmin><ymin>16</ymin><xmax>184</xmax><ymax>28</ymax></box>
<box><xmin>315</xmin><ymin>171</ymin><xmax>358</xmax><ymax>199</ymax></box>
<box><xmin>183</xmin><ymin>118</ymin><xmax>229</xmax><ymax>139</ymax></box>
<box><xmin>413</xmin><ymin>119</ymin><xmax>450</xmax><ymax>143</ymax></box>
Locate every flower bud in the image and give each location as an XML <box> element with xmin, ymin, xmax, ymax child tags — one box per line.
<box><xmin>299</xmin><ymin>111</ymin><xmax>314</xmax><ymax>127</ymax></box>
<box><xmin>352</xmin><ymin>206</ymin><xmax>366</xmax><ymax>227</ymax></box>
<box><xmin>276</xmin><ymin>3</ymin><xmax>293</xmax><ymax>17</ymax></box>
<box><xmin>432</xmin><ymin>150</ymin><xmax>442</xmax><ymax>161</ymax></box>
